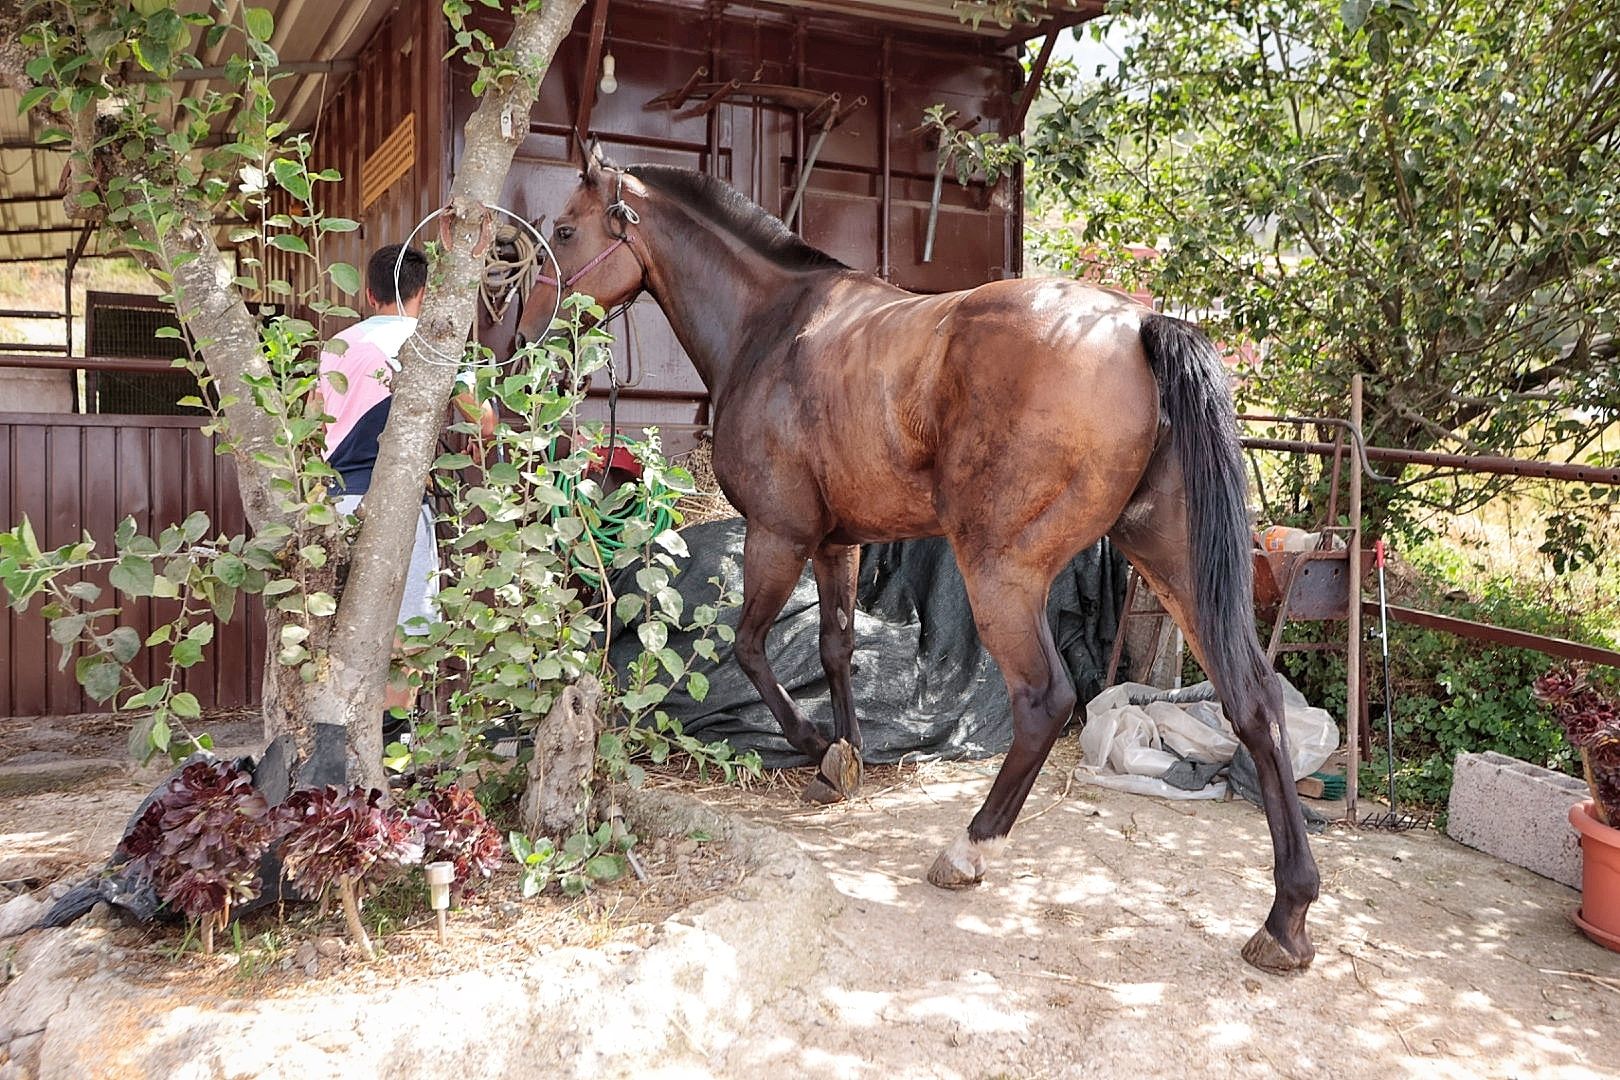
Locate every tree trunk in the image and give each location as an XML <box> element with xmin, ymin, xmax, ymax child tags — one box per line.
<box><xmin>520</xmin><ymin>676</ymin><xmax>604</xmax><ymax>839</ymax></box>
<box><xmin>317</xmin><ymin>2</ymin><xmax>585</xmax><ymax>791</ymax></box>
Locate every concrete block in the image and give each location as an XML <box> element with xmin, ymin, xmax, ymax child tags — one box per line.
<box><xmin>0</xmin><ymin>367</ymin><xmax>74</xmax><ymax>413</ymax></box>
<box><xmin>1447</xmin><ymin>750</ymin><xmax>1587</xmax><ymax>889</ymax></box>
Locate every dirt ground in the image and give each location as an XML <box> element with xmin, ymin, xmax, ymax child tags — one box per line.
<box><xmin>686</xmin><ymin>742</ymin><xmax>1620</xmax><ymax>1080</ymax></box>
<box><xmin>3</xmin><ymin>742</ymin><xmax>1618</xmax><ymax>1080</ymax></box>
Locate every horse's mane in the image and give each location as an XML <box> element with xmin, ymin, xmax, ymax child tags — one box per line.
<box><xmin>626</xmin><ymin>164</ymin><xmax>848</xmax><ymax>272</ymax></box>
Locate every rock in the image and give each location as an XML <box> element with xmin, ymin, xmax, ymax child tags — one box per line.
<box><xmin>0</xmin><ymin>787</ymin><xmax>843</xmax><ymax>1080</ymax></box>
<box><xmin>80</xmin><ymin>902</ymin><xmax>118</xmax><ymax>930</ymax></box>
<box><xmin>0</xmin><ymin>895</ymin><xmax>44</xmax><ymax>939</ymax></box>
<box><xmin>314</xmin><ymin>937</ymin><xmax>342</xmax><ymax>958</ymax></box>
<box><xmin>295</xmin><ymin>939</ymin><xmax>318</xmax><ymax>976</ymax></box>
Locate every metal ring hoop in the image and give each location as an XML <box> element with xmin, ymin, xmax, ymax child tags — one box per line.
<box><xmin>392</xmin><ymin>203</ymin><xmax>562</xmax><ymax>368</ymax></box>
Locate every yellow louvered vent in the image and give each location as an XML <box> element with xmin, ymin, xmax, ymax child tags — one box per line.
<box><xmin>361</xmin><ymin>114</ymin><xmax>415</xmax><ymax>210</ymax></box>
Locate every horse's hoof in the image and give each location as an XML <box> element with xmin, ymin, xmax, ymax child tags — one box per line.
<box><xmin>926</xmin><ymin>851</ymin><xmax>983</xmax><ymax>890</ymax></box>
<box><xmin>1240</xmin><ymin>925</ymin><xmax>1314</xmax><ymax>974</ymax></box>
<box><xmin>926</xmin><ymin>834</ymin><xmax>993</xmax><ymax>890</ymax></box>
<box><xmin>800</xmin><ymin>739</ymin><xmax>862</xmax><ymax>805</ymax></box>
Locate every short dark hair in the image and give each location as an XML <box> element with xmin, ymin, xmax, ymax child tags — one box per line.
<box><xmin>367</xmin><ymin>244</ymin><xmax>428</xmax><ymax>305</ymax></box>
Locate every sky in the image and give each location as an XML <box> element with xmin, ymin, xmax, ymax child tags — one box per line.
<box><xmin>1049</xmin><ymin>15</ymin><xmax>1139</xmax><ymax>81</ymax></box>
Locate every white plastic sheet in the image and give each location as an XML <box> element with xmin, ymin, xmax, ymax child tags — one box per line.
<box><xmin>1075</xmin><ymin>675</ymin><xmax>1338</xmax><ymax>800</ymax></box>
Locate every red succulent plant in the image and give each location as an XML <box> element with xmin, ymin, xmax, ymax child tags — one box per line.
<box><xmin>275</xmin><ymin>785</ymin><xmax>424</xmax><ymax>900</ymax></box>
<box><xmin>407</xmin><ymin>785</ymin><xmax>503</xmax><ymax>898</ymax></box>
<box><xmin>115</xmin><ymin>759</ymin><xmax>277</xmax><ymax>951</ymax></box>
<box><xmin>1534</xmin><ymin>666</ymin><xmax>1620</xmax><ymax>825</ymax></box>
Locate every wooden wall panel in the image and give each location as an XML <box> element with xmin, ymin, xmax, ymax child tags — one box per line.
<box><xmin>461</xmin><ymin>0</ymin><xmax>1023</xmax><ymax>455</ymax></box>
<box><xmin>0</xmin><ymin>414</ymin><xmax>263</xmax><ymax>719</ymax></box>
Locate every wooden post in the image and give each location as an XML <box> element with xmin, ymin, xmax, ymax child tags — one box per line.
<box><xmin>1346</xmin><ymin>374</ymin><xmax>1364</xmax><ymax>824</ymax></box>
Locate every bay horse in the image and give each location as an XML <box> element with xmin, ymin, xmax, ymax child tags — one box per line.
<box><xmin>515</xmin><ymin>148</ymin><xmax>1320</xmax><ymax>973</ymax></box>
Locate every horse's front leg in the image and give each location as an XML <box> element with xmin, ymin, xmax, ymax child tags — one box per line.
<box><xmin>734</xmin><ymin>527</ymin><xmax>855</xmax><ymax>801</ymax></box>
<box><xmin>800</xmin><ymin>542</ymin><xmax>863</xmax><ymax>804</ymax></box>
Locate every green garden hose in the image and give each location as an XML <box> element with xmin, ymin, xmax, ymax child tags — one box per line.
<box><xmin>552</xmin><ymin>459</ymin><xmax>679</xmax><ymax>587</ymax></box>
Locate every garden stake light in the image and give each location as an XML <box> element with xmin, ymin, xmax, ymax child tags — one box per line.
<box><xmin>426</xmin><ymin>861</ymin><xmax>454</xmax><ymax>945</ymax></box>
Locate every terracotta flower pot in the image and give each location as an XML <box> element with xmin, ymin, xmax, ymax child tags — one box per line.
<box><xmin>1569</xmin><ymin>800</ymin><xmax>1620</xmax><ymax>953</ymax></box>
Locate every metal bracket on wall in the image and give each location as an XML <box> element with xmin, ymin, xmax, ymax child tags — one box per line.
<box><xmin>783</xmin><ymin>94</ymin><xmax>867</xmax><ymax>230</ymax></box>
<box><xmin>649</xmin><ymin>74</ymin><xmax>867</xmax><ymax>231</ymax></box>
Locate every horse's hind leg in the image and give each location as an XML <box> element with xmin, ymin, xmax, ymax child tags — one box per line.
<box><xmin>801</xmin><ymin>543</ymin><xmax>863</xmax><ymax>803</ymax></box>
<box><xmin>927</xmin><ymin>553</ymin><xmax>1078</xmax><ymax>888</ymax></box>
<box><xmin>1109</xmin><ymin>479</ymin><xmax>1319</xmax><ymax>972</ymax></box>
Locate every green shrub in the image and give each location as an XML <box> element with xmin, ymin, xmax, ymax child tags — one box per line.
<box><xmin>1274</xmin><ymin>546</ymin><xmax>1618</xmax><ymax>809</ymax></box>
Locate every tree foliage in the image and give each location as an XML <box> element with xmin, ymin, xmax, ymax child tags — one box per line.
<box><xmin>0</xmin><ymin>0</ymin><xmax>586</xmax><ymax>787</ymax></box>
<box><xmin>1026</xmin><ymin>0</ymin><xmax>1620</xmax><ymax>524</ymax></box>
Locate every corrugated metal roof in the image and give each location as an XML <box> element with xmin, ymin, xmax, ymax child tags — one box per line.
<box><xmin>0</xmin><ymin>0</ymin><xmax>396</xmax><ymax>262</ymax></box>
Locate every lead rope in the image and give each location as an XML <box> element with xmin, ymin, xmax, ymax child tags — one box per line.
<box><xmin>481</xmin><ymin>223</ymin><xmax>540</xmax><ymax>324</ymax></box>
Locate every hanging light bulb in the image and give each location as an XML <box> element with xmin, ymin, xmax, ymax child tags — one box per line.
<box><xmin>599</xmin><ymin>52</ymin><xmax>618</xmax><ymax>95</ymax></box>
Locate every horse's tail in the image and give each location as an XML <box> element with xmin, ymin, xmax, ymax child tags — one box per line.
<box><xmin>1138</xmin><ymin>313</ymin><xmax>1273</xmax><ymax>700</ymax></box>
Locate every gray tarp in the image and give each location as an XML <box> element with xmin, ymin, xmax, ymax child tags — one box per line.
<box><xmin>608</xmin><ymin>517</ymin><xmax>1128</xmax><ymax>768</ymax></box>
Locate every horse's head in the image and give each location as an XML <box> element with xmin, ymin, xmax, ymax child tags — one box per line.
<box><xmin>515</xmin><ymin>143</ymin><xmax>647</xmax><ymax>350</ymax></box>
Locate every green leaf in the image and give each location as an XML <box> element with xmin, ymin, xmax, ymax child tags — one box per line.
<box><xmin>1340</xmin><ymin>0</ymin><xmax>1370</xmax><ymax>32</ymax></box>
<box><xmin>270</xmin><ymin>158</ymin><xmax>312</xmax><ymax>204</ymax></box>
<box><xmin>49</xmin><ymin>613</ymin><xmax>89</xmax><ymax>646</ymax></box>
<box><xmin>615</xmin><ymin>593</ymin><xmax>644</xmax><ymax>623</ymax></box>
<box><xmin>150</xmin><ymin>714</ymin><xmax>172</xmax><ymax>754</ymax></box>
<box><xmin>266</xmin><ymin>233</ymin><xmax>310</xmax><ymax>255</ymax></box>
<box><xmin>638</xmin><ymin>620</ymin><xmax>667</xmax><ymax>652</ymax></box>
<box><xmin>76</xmin><ymin>657</ymin><xmax>122</xmax><ymax>703</ymax></box>
<box><xmin>320</xmin><ymin>217</ymin><xmax>361</xmax><ymax>233</ymax></box>
<box><xmin>18</xmin><ymin>516</ymin><xmax>41</xmax><ymax>558</ymax></box>
<box><xmin>65</xmin><ymin>580</ymin><xmax>102</xmax><ymax>603</ymax></box>
<box><xmin>244</xmin><ymin>6</ymin><xmax>274</xmax><ymax>41</ymax></box>
<box><xmin>109</xmin><ymin>556</ymin><xmax>156</xmax><ymax>598</ymax></box>
<box><xmin>18</xmin><ymin>86</ymin><xmax>53</xmax><ymax>114</ymax></box>
<box><xmin>122</xmin><ymin>686</ymin><xmax>165</xmax><ymax>710</ymax></box>
<box><xmin>583</xmin><ymin>854</ymin><xmax>626</xmax><ymax>882</ymax></box>
<box><xmin>172</xmin><ymin>637</ymin><xmax>205</xmax><ymax>668</ymax></box>
<box><xmin>328</xmin><ymin>261</ymin><xmax>361</xmax><ymax>295</ymax></box>
<box><xmin>107</xmin><ymin>626</ymin><xmax>141</xmax><ymax>664</ymax></box>
<box><xmin>214</xmin><ymin>553</ymin><xmax>246</xmax><ymax>587</ymax></box>
<box><xmin>170</xmin><ymin>691</ymin><xmax>201</xmax><ymax>719</ymax></box>
<box><xmin>653</xmin><ymin>529</ymin><xmax>689</xmax><ymax>558</ymax></box>
<box><xmin>687</xmin><ymin>671</ymin><xmax>710</xmax><ymax>702</ymax></box>
<box><xmin>305</xmin><ymin>591</ymin><xmax>337</xmax><ymax>617</ymax></box>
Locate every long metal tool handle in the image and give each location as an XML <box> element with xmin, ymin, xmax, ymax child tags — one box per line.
<box><xmin>785</xmin><ymin>114</ymin><xmax>837</xmax><ymax>232</ymax></box>
<box><xmin>922</xmin><ymin>151</ymin><xmax>947</xmax><ymax>263</ymax></box>
<box><xmin>1375</xmin><ymin>539</ymin><xmax>1397</xmax><ymax>810</ymax></box>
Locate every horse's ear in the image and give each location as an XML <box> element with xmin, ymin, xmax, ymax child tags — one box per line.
<box><xmin>581</xmin><ymin>138</ymin><xmax>608</xmax><ymax>187</ymax></box>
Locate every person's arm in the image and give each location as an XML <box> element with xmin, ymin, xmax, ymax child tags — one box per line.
<box><xmin>452</xmin><ymin>390</ymin><xmax>497</xmax><ymax>440</ymax></box>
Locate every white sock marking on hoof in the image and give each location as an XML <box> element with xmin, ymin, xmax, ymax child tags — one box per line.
<box><xmin>941</xmin><ymin>833</ymin><xmax>1006</xmax><ymax>878</ymax></box>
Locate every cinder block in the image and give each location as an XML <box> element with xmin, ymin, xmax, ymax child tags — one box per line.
<box><xmin>1447</xmin><ymin>750</ymin><xmax>1587</xmax><ymax>889</ymax></box>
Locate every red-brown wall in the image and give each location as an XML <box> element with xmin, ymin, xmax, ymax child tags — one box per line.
<box><xmin>468</xmin><ymin>0</ymin><xmax>1024</xmax><ymax>451</ymax></box>
<box><xmin>0</xmin><ymin>414</ymin><xmax>263</xmax><ymax>719</ymax></box>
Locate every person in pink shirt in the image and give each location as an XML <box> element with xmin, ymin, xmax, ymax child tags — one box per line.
<box><xmin>316</xmin><ymin>244</ymin><xmax>494</xmax><ymax>738</ymax></box>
